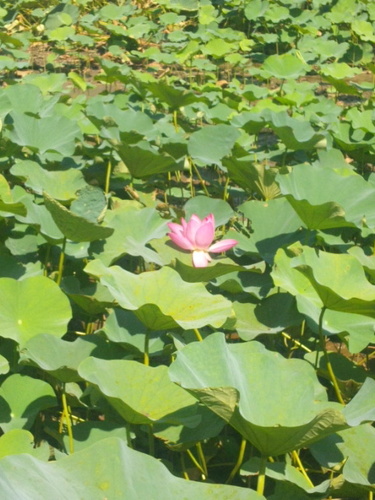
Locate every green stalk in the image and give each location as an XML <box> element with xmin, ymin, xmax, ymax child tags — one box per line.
<box><xmin>186</xmin><ymin>448</ymin><xmax>206</xmax><ymax>476</ymax></box>
<box><xmin>144</xmin><ymin>330</ymin><xmax>150</xmax><ymax>366</ymax></box>
<box><xmin>318</xmin><ymin>307</ymin><xmax>345</xmax><ymax>405</ymax></box>
<box><xmin>196</xmin><ymin>442</ymin><xmax>208</xmax><ymax>477</ymax></box>
<box><xmin>60</xmin><ymin>390</ymin><xmax>74</xmax><ymax>454</ymax></box>
<box><xmin>257</xmin><ymin>456</ymin><xmax>267</xmax><ymax>496</ymax></box>
<box><xmin>226</xmin><ymin>438</ymin><xmax>247</xmax><ymax>484</ymax></box>
<box><xmin>104</xmin><ymin>158</ymin><xmax>112</xmax><ymax>195</ymax></box>
<box><xmin>292</xmin><ymin>450</ymin><xmax>314</xmax><ymax>488</ymax></box>
<box><xmin>193</xmin><ymin>328</ymin><xmax>203</xmax><ymax>342</ymax></box>
<box><xmin>56</xmin><ymin>237</ymin><xmax>67</xmax><ymax>287</ymax></box>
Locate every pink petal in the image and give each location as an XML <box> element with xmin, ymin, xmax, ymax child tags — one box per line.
<box><xmin>194</xmin><ymin>219</ymin><xmax>215</xmax><ymax>249</ymax></box>
<box><xmin>167</xmin><ymin>222</ymin><xmax>184</xmax><ymax>233</ymax></box>
<box><xmin>192</xmin><ymin>250</ymin><xmax>211</xmax><ymax>267</ymax></box>
<box><xmin>186</xmin><ymin>215</ymin><xmax>203</xmax><ymax>245</ymax></box>
<box><xmin>209</xmin><ymin>239</ymin><xmax>238</xmax><ymax>253</ymax></box>
<box><xmin>168</xmin><ymin>231</ymin><xmax>195</xmax><ymax>250</ymax></box>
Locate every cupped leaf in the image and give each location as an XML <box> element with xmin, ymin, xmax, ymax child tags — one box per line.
<box><xmin>43</xmin><ymin>192</ymin><xmax>114</xmax><ymax>242</ymax></box>
<box><xmin>85</xmin><ymin>260</ymin><xmax>233</xmax><ymax>330</ymax></box>
<box><xmin>169</xmin><ymin>333</ymin><xmax>347</xmax><ymax>456</ymax></box>
<box><xmin>291</xmin><ymin>246</ymin><xmax>375</xmax><ymax>317</ymax></box>
<box><xmin>277</xmin><ymin>163</ymin><xmax>375</xmax><ymax>230</ymax></box>
<box><xmin>0</xmin><ymin>275</ymin><xmax>71</xmax><ymax>345</ymax></box>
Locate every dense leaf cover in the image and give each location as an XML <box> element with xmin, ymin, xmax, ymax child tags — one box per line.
<box><xmin>0</xmin><ymin>0</ymin><xmax>374</xmax><ymax>498</ymax></box>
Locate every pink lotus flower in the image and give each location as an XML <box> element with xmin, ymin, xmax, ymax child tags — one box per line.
<box><xmin>167</xmin><ymin>213</ymin><xmax>238</xmax><ymax>268</ymax></box>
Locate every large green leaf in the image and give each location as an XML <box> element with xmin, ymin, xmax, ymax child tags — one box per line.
<box><xmin>92</xmin><ymin>205</ymin><xmax>168</xmax><ymax>265</ymax></box>
<box><xmin>0</xmin><ymin>438</ymin><xmax>264</xmax><ymax>499</ymax></box>
<box><xmin>115</xmin><ymin>144</ymin><xmax>178</xmax><ymax>178</ymax></box>
<box><xmin>277</xmin><ymin>164</ymin><xmax>375</xmax><ymax>230</ymax></box>
<box><xmin>261</xmin><ymin>54</ymin><xmax>307</xmax><ymax>80</ymax></box>
<box><xmin>291</xmin><ymin>246</ymin><xmax>375</xmax><ymax>317</ymax></box>
<box><xmin>5</xmin><ymin>111</ymin><xmax>82</xmax><ymax>156</ymax></box>
<box><xmin>0</xmin><ymin>374</ymin><xmax>56</xmax><ymax>431</ymax></box>
<box><xmin>0</xmin><ymin>276</ymin><xmax>71</xmax><ymax>345</ymax></box>
<box><xmin>85</xmin><ymin>260</ymin><xmax>233</xmax><ymax>330</ymax></box>
<box><xmin>79</xmin><ymin>358</ymin><xmax>200</xmax><ymax>426</ymax></box>
<box><xmin>10</xmin><ymin>161</ymin><xmax>87</xmax><ymax>201</ymax></box>
<box><xmin>268</xmin><ymin>111</ymin><xmax>325</xmax><ymax>150</ymax></box>
<box><xmin>43</xmin><ymin>192</ymin><xmax>114</xmax><ymax>242</ymax></box>
<box><xmin>0</xmin><ymin>175</ymin><xmax>26</xmax><ymax>217</ymax></box>
<box><xmin>169</xmin><ymin>333</ymin><xmax>347</xmax><ymax>456</ymax></box>
<box><xmin>238</xmin><ymin>198</ymin><xmax>304</xmax><ymax>263</ymax></box>
<box><xmin>188</xmin><ymin>124</ymin><xmax>240</xmax><ymax>166</ymax></box>
<box><xmin>272</xmin><ymin>246</ymin><xmax>375</xmax><ymax>352</ymax></box>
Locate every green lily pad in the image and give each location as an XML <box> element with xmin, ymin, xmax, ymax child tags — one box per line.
<box><xmin>0</xmin><ymin>437</ymin><xmax>265</xmax><ymax>499</ymax></box>
<box><xmin>10</xmin><ymin>161</ymin><xmax>87</xmax><ymax>201</ymax></box>
<box><xmin>92</xmin><ymin>205</ymin><xmax>168</xmax><ymax>266</ymax></box>
<box><xmin>188</xmin><ymin>124</ymin><xmax>240</xmax><ymax>166</ymax></box>
<box><xmin>184</xmin><ymin>196</ymin><xmax>234</xmax><ymax>226</ymax></box>
<box><xmin>292</xmin><ymin>246</ymin><xmax>375</xmax><ymax>317</ymax></box>
<box><xmin>115</xmin><ymin>144</ymin><xmax>178</xmax><ymax>179</ymax></box>
<box><xmin>169</xmin><ymin>333</ymin><xmax>347</xmax><ymax>456</ymax></box>
<box><xmin>5</xmin><ymin>111</ymin><xmax>82</xmax><ymax>156</ymax></box>
<box><xmin>238</xmin><ymin>198</ymin><xmax>304</xmax><ymax>263</ymax></box>
<box><xmin>261</xmin><ymin>54</ymin><xmax>307</xmax><ymax>80</ymax></box>
<box><xmin>0</xmin><ymin>374</ymin><xmax>56</xmax><ymax>431</ymax></box>
<box><xmin>85</xmin><ymin>260</ymin><xmax>233</xmax><ymax>330</ymax></box>
<box><xmin>0</xmin><ymin>275</ymin><xmax>71</xmax><ymax>345</ymax></box>
<box><xmin>78</xmin><ymin>358</ymin><xmax>199</xmax><ymax>426</ymax></box>
<box><xmin>234</xmin><ymin>293</ymin><xmax>304</xmax><ymax>340</ymax></box>
<box><xmin>277</xmin><ymin>164</ymin><xmax>375</xmax><ymax>230</ymax></box>
<box><xmin>0</xmin><ymin>429</ymin><xmax>50</xmax><ymax>460</ymax></box>
<box><xmin>100</xmin><ymin>309</ymin><xmax>166</xmax><ymax>355</ymax></box>
<box><xmin>0</xmin><ymin>175</ymin><xmax>26</xmax><ymax>217</ymax></box>
<box><xmin>20</xmin><ymin>334</ymin><xmax>125</xmax><ymax>383</ymax></box>
<box><xmin>43</xmin><ymin>192</ymin><xmax>114</xmax><ymax>242</ymax></box>
<box><xmin>310</xmin><ymin>424</ymin><xmax>375</xmax><ymax>490</ymax></box>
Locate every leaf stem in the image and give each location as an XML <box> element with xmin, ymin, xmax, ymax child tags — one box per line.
<box><xmin>291</xmin><ymin>450</ymin><xmax>314</xmax><ymax>488</ymax></box>
<box><xmin>226</xmin><ymin>438</ymin><xmax>247</xmax><ymax>484</ymax></box>
<box><xmin>56</xmin><ymin>237</ymin><xmax>67</xmax><ymax>287</ymax></box>
<box><xmin>59</xmin><ymin>390</ymin><xmax>74</xmax><ymax>454</ymax></box>
<box><xmin>257</xmin><ymin>456</ymin><xmax>267</xmax><ymax>495</ymax></box>
<box><xmin>281</xmin><ymin>331</ymin><xmax>312</xmax><ymax>353</ymax></box>
<box><xmin>186</xmin><ymin>448</ymin><xmax>206</xmax><ymax>476</ymax></box>
<box><xmin>144</xmin><ymin>330</ymin><xmax>150</xmax><ymax>366</ymax></box>
<box><xmin>190</xmin><ymin>158</ymin><xmax>210</xmax><ymax>197</ymax></box>
<box><xmin>104</xmin><ymin>158</ymin><xmax>112</xmax><ymax>195</ymax></box>
<box><xmin>193</xmin><ymin>328</ymin><xmax>203</xmax><ymax>342</ymax></box>
<box><xmin>318</xmin><ymin>307</ymin><xmax>345</xmax><ymax>405</ymax></box>
<box><xmin>196</xmin><ymin>442</ymin><xmax>208</xmax><ymax>477</ymax></box>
